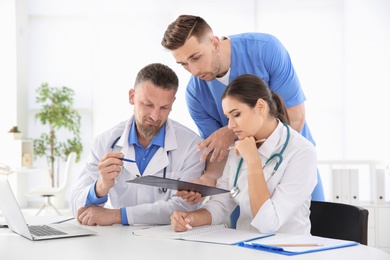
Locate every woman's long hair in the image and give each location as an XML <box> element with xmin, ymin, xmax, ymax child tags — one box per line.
<box><xmin>222</xmin><ymin>74</ymin><xmax>290</xmax><ymax>125</ymax></box>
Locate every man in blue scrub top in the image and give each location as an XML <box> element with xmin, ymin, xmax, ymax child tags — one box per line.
<box><xmin>161</xmin><ymin>15</ymin><xmax>324</xmax><ymax>207</ymax></box>
<box><xmin>71</xmin><ymin>63</ymin><xmax>205</xmax><ymax>226</ymax></box>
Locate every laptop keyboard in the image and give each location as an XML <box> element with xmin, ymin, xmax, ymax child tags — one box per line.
<box><xmin>29</xmin><ymin>225</ymin><xmax>67</xmax><ymax>237</ymax></box>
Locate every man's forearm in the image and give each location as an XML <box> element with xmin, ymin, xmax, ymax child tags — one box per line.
<box><xmin>201</xmin><ymin>155</ymin><xmax>228</xmax><ymax>186</ymax></box>
<box><xmin>287</xmin><ymin>103</ymin><xmax>306</xmax><ymax>132</ymax></box>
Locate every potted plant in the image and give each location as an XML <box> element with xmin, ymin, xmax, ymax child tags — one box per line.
<box><xmin>33</xmin><ymin>82</ymin><xmax>83</xmax><ymax>187</ymax></box>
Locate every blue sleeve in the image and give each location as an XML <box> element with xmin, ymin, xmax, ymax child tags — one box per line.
<box><xmin>86</xmin><ymin>182</ymin><xmax>128</xmax><ymax>225</ymax></box>
<box><xmin>85</xmin><ymin>182</ymin><xmax>108</xmax><ymax>206</ymax></box>
<box><xmin>185</xmin><ymin>77</ymin><xmax>225</xmax><ymax>139</ymax></box>
<box><xmin>120</xmin><ymin>208</ymin><xmax>129</xmax><ymax>225</ymax></box>
<box><xmin>261</xmin><ymin>35</ymin><xmax>305</xmax><ymax>108</ymax></box>
<box><xmin>261</xmin><ymin>36</ymin><xmax>315</xmax><ymax>145</ymax></box>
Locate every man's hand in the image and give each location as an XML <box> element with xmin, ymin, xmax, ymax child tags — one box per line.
<box><xmin>197</xmin><ymin>126</ymin><xmax>236</xmax><ymax>162</ymax></box>
<box><xmin>95</xmin><ymin>152</ymin><xmax>125</xmax><ymax>197</ymax></box>
<box><xmin>176</xmin><ymin>172</ymin><xmax>219</xmax><ymax>204</ymax></box>
<box><xmin>176</xmin><ymin>178</ymin><xmax>205</xmax><ymax>204</ymax></box>
<box><xmin>77</xmin><ymin>205</ymin><xmax>122</xmax><ymax>226</ymax></box>
<box><xmin>177</xmin><ymin>154</ymin><xmax>228</xmax><ymax>204</ymax></box>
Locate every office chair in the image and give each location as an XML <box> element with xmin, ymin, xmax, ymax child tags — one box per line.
<box><xmin>310</xmin><ymin>200</ymin><xmax>369</xmax><ymax>245</ymax></box>
<box><xmin>25</xmin><ymin>152</ymin><xmax>77</xmax><ymax>216</ymax></box>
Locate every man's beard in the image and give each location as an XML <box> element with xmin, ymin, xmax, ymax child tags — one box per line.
<box><xmin>136</xmin><ymin>117</ymin><xmax>164</xmax><ymax>138</ymax></box>
<box><xmin>209</xmin><ymin>50</ymin><xmax>222</xmax><ymax>80</ymax></box>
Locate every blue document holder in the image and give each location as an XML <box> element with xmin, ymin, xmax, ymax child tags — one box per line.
<box><xmin>238</xmin><ymin>236</ymin><xmax>358</xmax><ymax>256</ymax></box>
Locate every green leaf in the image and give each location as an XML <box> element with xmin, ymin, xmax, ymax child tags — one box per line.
<box><xmin>33</xmin><ymin>83</ymin><xmax>83</xmax><ymax>186</ymax></box>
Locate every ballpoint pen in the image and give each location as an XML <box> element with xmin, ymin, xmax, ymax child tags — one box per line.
<box><xmin>114</xmin><ymin>158</ymin><xmax>135</xmax><ymax>183</ymax></box>
<box><xmin>267</xmin><ymin>243</ymin><xmax>323</xmax><ymax>247</ymax></box>
<box><xmin>120</xmin><ymin>158</ymin><xmax>136</xmax><ymax>163</ymax></box>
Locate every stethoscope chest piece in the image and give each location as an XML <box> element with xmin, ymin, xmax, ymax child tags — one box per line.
<box><xmin>158</xmin><ymin>187</ymin><xmax>167</xmax><ymax>193</ymax></box>
<box><xmin>230</xmin><ymin>186</ymin><xmax>240</xmax><ymax>198</ymax></box>
<box><xmin>231</xmin><ymin>157</ymin><xmax>244</xmax><ymax>198</ymax></box>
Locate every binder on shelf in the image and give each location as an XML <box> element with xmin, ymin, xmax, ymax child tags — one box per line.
<box><xmin>349</xmin><ymin>169</ymin><xmax>360</xmax><ymax>205</ymax></box>
<box><xmin>375</xmin><ymin>169</ymin><xmax>386</xmax><ymax>204</ymax></box>
<box><xmin>340</xmin><ymin>169</ymin><xmax>351</xmax><ymax>203</ymax></box>
<box><xmin>332</xmin><ymin>169</ymin><xmax>342</xmax><ymax>202</ymax></box>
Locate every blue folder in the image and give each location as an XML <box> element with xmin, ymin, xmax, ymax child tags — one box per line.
<box><xmin>238</xmin><ymin>236</ymin><xmax>359</xmax><ymax>256</ymax></box>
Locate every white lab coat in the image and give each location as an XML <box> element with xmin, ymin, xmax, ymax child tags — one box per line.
<box><xmin>70</xmin><ymin>117</ymin><xmax>205</xmax><ymax>225</ymax></box>
<box><xmin>202</xmin><ymin>121</ymin><xmax>317</xmax><ymax>235</ymax></box>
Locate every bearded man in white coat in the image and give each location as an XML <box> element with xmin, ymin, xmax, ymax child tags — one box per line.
<box><xmin>71</xmin><ymin>63</ymin><xmax>205</xmax><ymax>226</ymax></box>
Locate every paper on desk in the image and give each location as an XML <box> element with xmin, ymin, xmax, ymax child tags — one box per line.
<box><xmin>133</xmin><ymin>224</ymin><xmax>274</xmax><ymax>245</ymax></box>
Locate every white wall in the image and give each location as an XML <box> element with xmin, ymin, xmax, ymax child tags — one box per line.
<box><xmin>24</xmin><ymin>0</ymin><xmax>257</xmax><ymax>171</ymax></box>
<box><xmin>1</xmin><ymin>0</ymin><xmax>390</xmax><ymax>192</ymax></box>
<box><xmin>343</xmin><ymin>0</ymin><xmax>390</xmax><ymax>160</ymax></box>
<box><xmin>0</xmin><ymin>0</ymin><xmax>18</xmax><ymax>136</ymax></box>
<box><xmin>255</xmin><ymin>0</ymin><xmax>346</xmax><ymax>160</ymax></box>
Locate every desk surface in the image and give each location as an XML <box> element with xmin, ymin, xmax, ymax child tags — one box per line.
<box><xmin>0</xmin><ymin>221</ymin><xmax>389</xmax><ymax>260</ymax></box>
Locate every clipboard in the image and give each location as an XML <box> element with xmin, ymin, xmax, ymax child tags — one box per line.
<box><xmin>126</xmin><ymin>175</ymin><xmax>230</xmax><ymax>196</ymax></box>
<box><xmin>238</xmin><ymin>235</ymin><xmax>358</xmax><ymax>256</ymax></box>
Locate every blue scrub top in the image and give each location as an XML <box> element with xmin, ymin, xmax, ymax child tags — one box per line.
<box><xmin>185</xmin><ymin>32</ymin><xmax>315</xmax><ymax>146</ymax></box>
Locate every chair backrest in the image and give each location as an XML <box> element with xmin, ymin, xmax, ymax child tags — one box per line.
<box><xmin>310</xmin><ymin>201</ymin><xmax>369</xmax><ymax>245</ymax></box>
<box><xmin>57</xmin><ymin>152</ymin><xmax>77</xmax><ymax>192</ymax></box>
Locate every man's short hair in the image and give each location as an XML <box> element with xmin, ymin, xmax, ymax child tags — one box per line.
<box><xmin>135</xmin><ymin>63</ymin><xmax>179</xmax><ymax>93</ymax></box>
<box><xmin>161</xmin><ymin>15</ymin><xmax>212</xmax><ymax>50</ymax></box>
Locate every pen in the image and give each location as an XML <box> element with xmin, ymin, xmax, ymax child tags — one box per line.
<box><xmin>267</xmin><ymin>243</ymin><xmax>323</xmax><ymax>247</ymax></box>
<box><xmin>228</xmin><ymin>139</ymin><xmax>266</xmax><ymax>150</ymax></box>
<box><xmin>120</xmin><ymin>158</ymin><xmax>136</xmax><ymax>163</ymax></box>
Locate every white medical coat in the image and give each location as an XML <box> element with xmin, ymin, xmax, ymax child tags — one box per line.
<box><xmin>202</xmin><ymin>121</ymin><xmax>317</xmax><ymax>234</ymax></box>
<box><xmin>70</xmin><ymin>117</ymin><xmax>205</xmax><ymax>225</ymax></box>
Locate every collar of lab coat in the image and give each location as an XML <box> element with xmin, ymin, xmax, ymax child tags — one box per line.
<box><xmin>114</xmin><ymin>116</ymin><xmax>178</xmax><ymax>177</ymax></box>
<box><xmin>227</xmin><ymin>120</ymin><xmax>287</xmax><ymax>171</ymax></box>
<box><xmin>259</xmin><ymin>120</ymin><xmax>288</xmax><ymax>161</ymax></box>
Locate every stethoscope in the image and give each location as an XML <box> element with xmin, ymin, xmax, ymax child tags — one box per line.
<box><xmin>230</xmin><ymin>123</ymin><xmax>290</xmax><ymax>198</ymax></box>
<box><xmin>111</xmin><ymin>136</ymin><xmax>169</xmax><ymax>193</ymax></box>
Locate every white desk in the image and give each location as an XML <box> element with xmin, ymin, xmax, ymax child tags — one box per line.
<box><xmin>0</xmin><ymin>222</ymin><xmax>389</xmax><ymax>260</ymax></box>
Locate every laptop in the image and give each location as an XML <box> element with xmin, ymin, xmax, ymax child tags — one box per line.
<box><xmin>0</xmin><ymin>175</ymin><xmax>96</xmax><ymax>240</ymax></box>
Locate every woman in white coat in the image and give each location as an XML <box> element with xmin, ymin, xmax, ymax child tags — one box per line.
<box><xmin>170</xmin><ymin>74</ymin><xmax>317</xmax><ymax>235</ymax></box>
<box><xmin>71</xmin><ymin>63</ymin><xmax>205</xmax><ymax>226</ymax></box>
